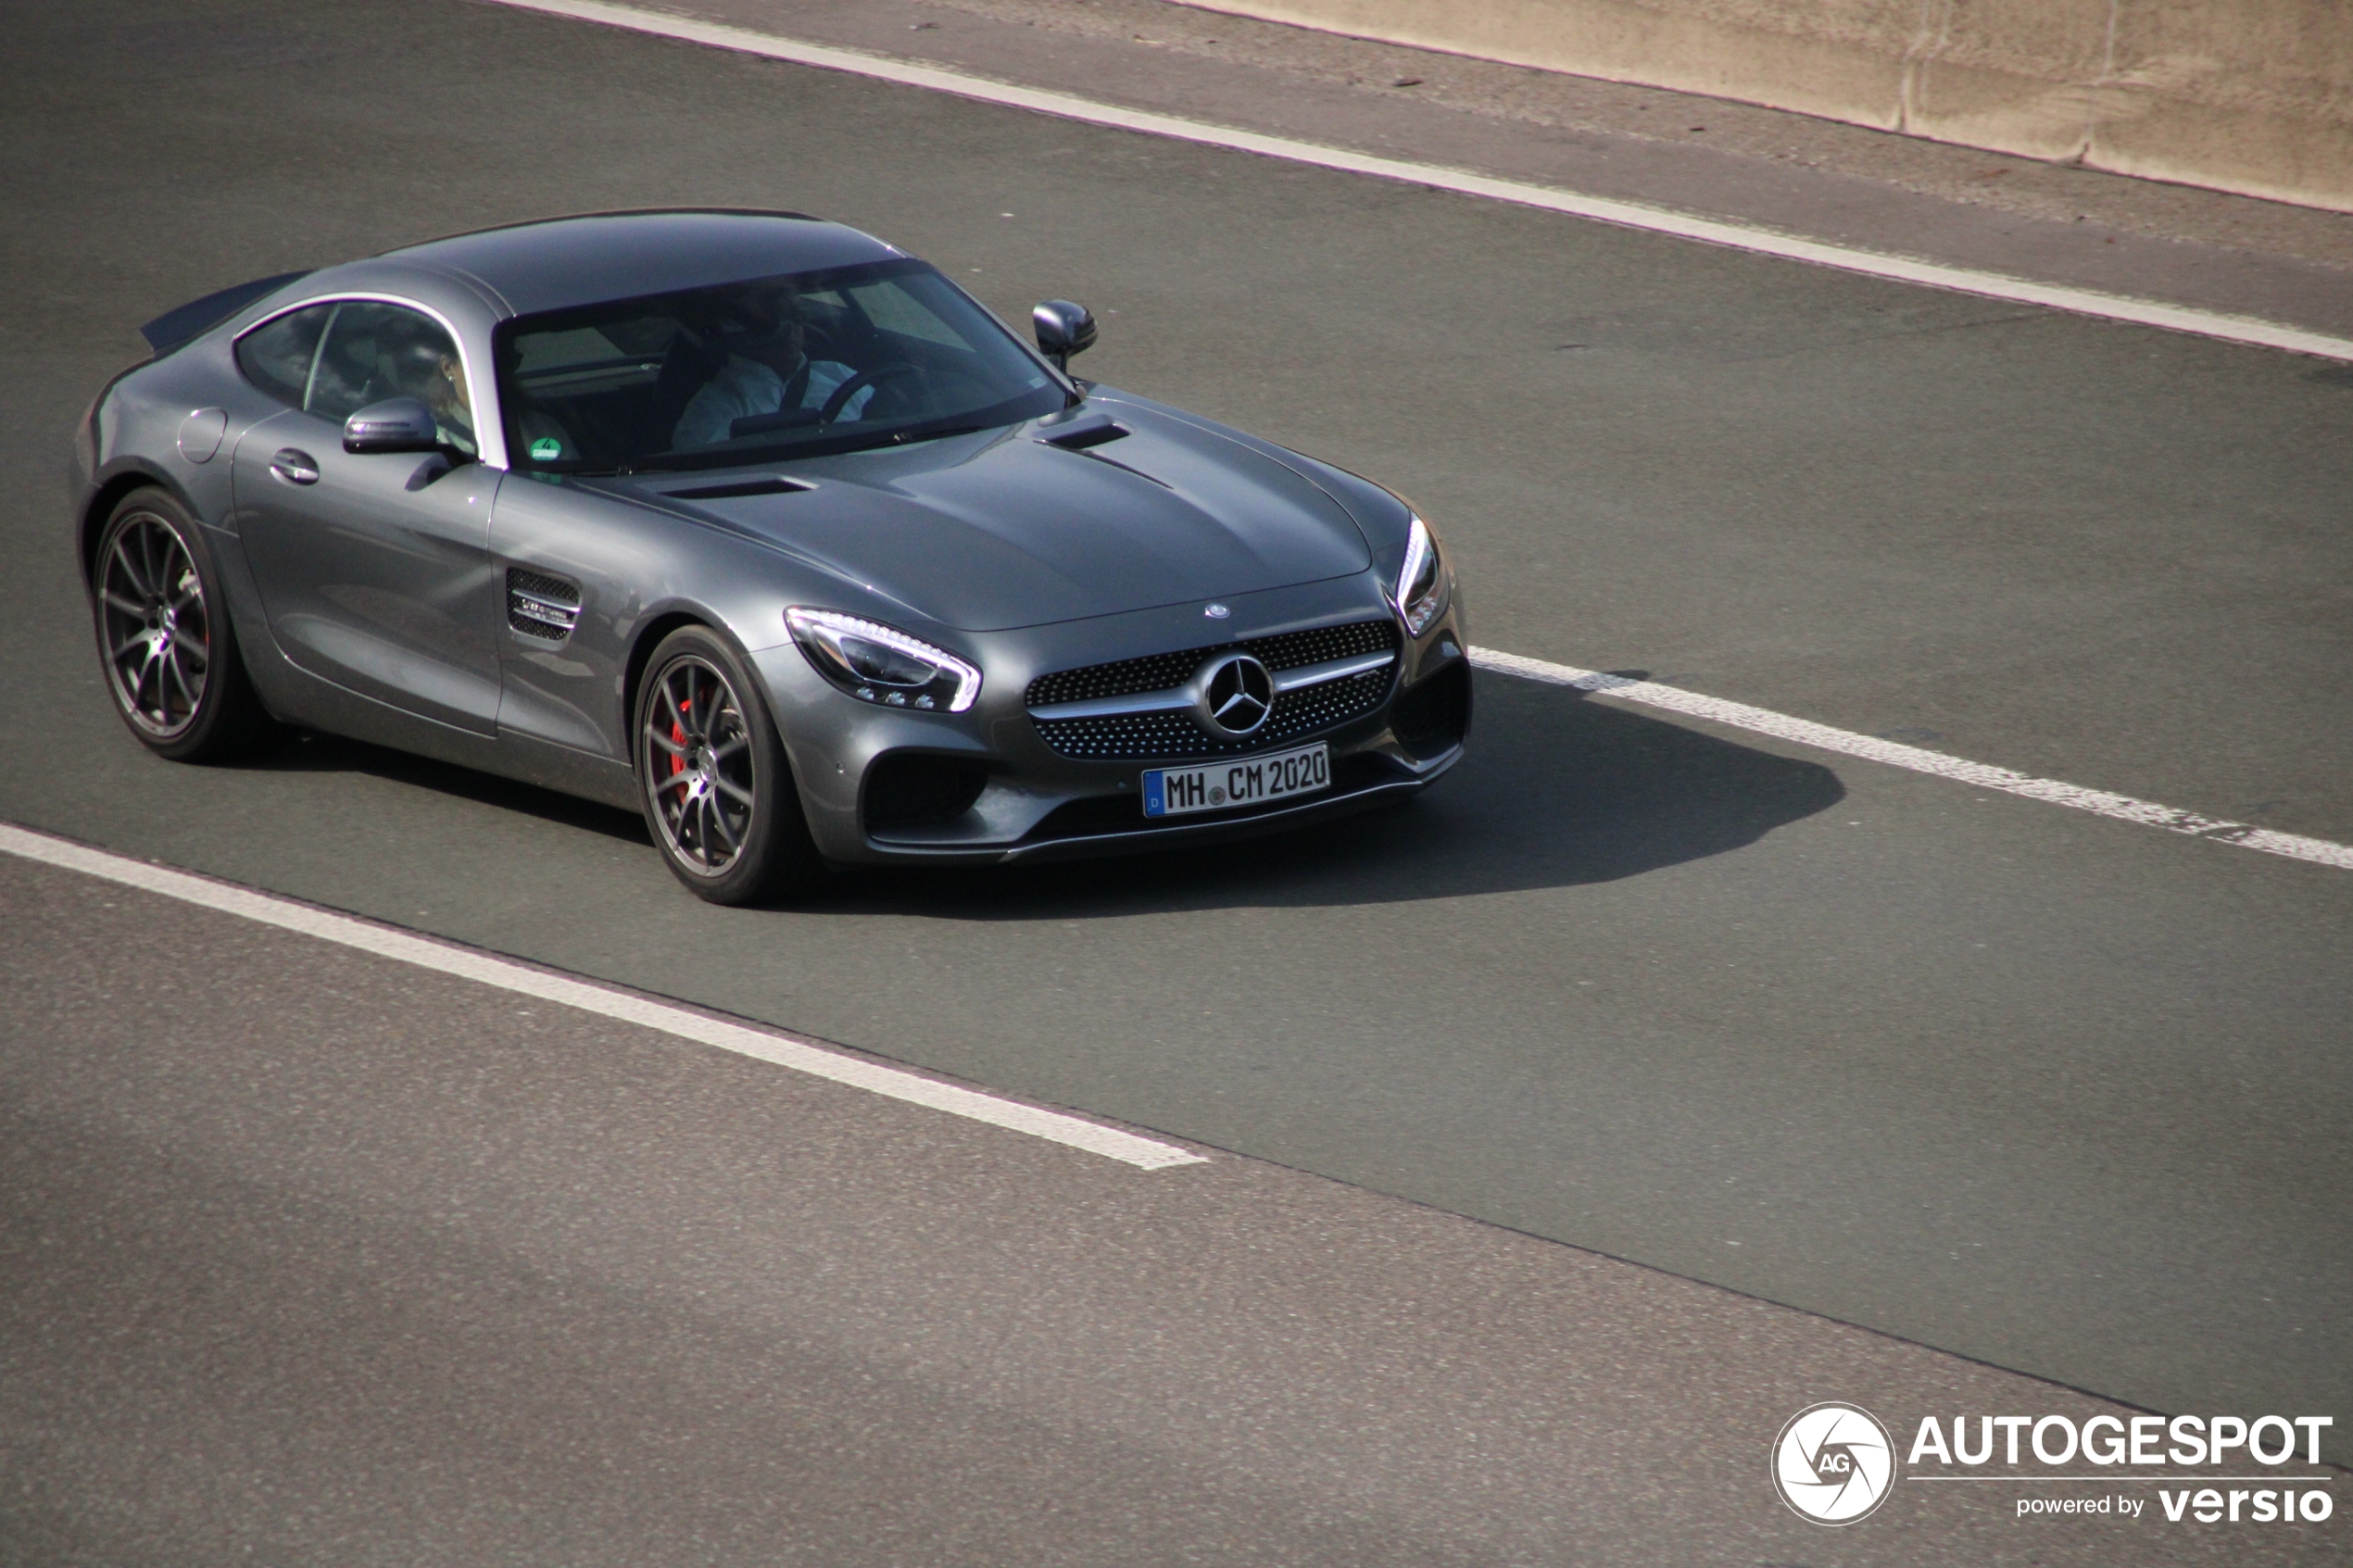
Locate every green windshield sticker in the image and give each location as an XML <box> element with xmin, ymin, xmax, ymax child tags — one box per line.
<box><xmin>529</xmin><ymin>437</ymin><xmax>563</xmax><ymax>460</ymax></box>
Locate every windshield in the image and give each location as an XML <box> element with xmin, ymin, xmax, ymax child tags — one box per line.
<box><xmin>495</xmin><ymin>257</ymin><xmax>1070</xmax><ymax>473</ymax></box>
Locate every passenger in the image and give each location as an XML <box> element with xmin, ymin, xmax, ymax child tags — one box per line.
<box><xmin>671</xmin><ymin>289</ymin><xmax>868</xmax><ymax>450</ymax></box>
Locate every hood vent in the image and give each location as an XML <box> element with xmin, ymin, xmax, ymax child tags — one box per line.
<box><xmin>508</xmin><ymin>568</ymin><xmax>580</xmax><ymax>641</ymax></box>
<box><xmin>662</xmin><ymin>476</ymin><xmax>812</xmax><ymax>500</ymax></box>
<box><xmin>1038</xmin><ymin>417</ymin><xmax>1129</xmax><ymax>451</ymax></box>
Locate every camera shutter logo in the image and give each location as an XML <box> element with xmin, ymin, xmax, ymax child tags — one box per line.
<box><xmin>1772</xmin><ymin>1402</ymin><xmax>1897</xmax><ymax>1524</ymax></box>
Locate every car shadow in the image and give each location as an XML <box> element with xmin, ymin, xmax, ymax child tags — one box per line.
<box><xmin>832</xmin><ymin>671</ymin><xmax>1845</xmax><ymax>916</ymax></box>
<box><xmin>235</xmin><ymin>730</ymin><xmax>656</xmax><ymax>847</ymax></box>
<box><xmin>225</xmin><ymin>671</ymin><xmax>1843</xmax><ymax>909</ymax></box>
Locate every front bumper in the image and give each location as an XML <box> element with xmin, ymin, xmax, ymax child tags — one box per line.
<box><xmin>878</xmin><ymin>742</ymin><xmax>1461</xmax><ymax>866</ymax></box>
<box><xmin>752</xmin><ymin>567</ymin><xmax>1470</xmax><ymax>867</ymax></box>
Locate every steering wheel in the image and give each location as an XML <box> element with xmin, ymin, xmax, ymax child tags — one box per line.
<box><xmin>817</xmin><ymin>362</ymin><xmax>925</xmax><ymax>426</ymax></box>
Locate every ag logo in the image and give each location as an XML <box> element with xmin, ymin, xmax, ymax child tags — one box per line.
<box><xmin>1772</xmin><ymin>1402</ymin><xmax>1896</xmax><ymax>1524</ymax></box>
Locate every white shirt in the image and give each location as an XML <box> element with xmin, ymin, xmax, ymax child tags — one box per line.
<box><xmin>672</xmin><ymin>354</ymin><xmax>869</xmax><ymax>449</ymax></box>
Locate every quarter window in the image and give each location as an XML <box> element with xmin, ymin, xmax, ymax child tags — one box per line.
<box><xmin>233</xmin><ymin>304</ymin><xmax>333</xmax><ymax>408</ymax></box>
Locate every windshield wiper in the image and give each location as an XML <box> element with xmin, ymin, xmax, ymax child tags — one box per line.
<box><xmin>890</xmin><ymin>421</ymin><xmax>986</xmax><ymax>445</ymax></box>
<box><xmin>613</xmin><ymin>412</ymin><xmax>1005</xmax><ymax>473</ymax></box>
<box><xmin>798</xmin><ymin>419</ymin><xmax>990</xmax><ymax>458</ymax></box>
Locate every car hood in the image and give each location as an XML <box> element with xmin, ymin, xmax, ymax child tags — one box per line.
<box><xmin>633</xmin><ymin>400</ymin><xmax>1372</xmax><ymax>633</ymax></box>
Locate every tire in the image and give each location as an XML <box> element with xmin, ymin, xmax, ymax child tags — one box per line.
<box><xmin>90</xmin><ymin>487</ymin><xmax>271</xmax><ymax>762</ymax></box>
<box><xmin>634</xmin><ymin>625</ymin><xmax>822</xmax><ymax>904</ymax></box>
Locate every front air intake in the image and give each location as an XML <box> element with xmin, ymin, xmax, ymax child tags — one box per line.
<box><xmin>864</xmin><ymin>754</ymin><xmax>989</xmax><ymax>836</ymax></box>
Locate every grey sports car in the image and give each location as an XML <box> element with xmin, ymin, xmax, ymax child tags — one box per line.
<box><xmin>73</xmin><ymin>210</ymin><xmax>1469</xmax><ymax>902</ymax></box>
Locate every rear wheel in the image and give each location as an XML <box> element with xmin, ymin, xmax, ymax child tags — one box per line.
<box><xmin>91</xmin><ymin>488</ymin><xmax>270</xmax><ymax>761</ymax></box>
<box><xmin>635</xmin><ymin>626</ymin><xmax>822</xmax><ymax>904</ymax></box>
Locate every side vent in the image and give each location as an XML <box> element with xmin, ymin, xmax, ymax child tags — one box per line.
<box><xmin>508</xmin><ymin>568</ymin><xmax>581</xmax><ymax>641</ymax></box>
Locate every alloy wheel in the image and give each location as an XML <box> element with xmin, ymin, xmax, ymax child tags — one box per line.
<box><xmin>98</xmin><ymin>508</ymin><xmax>211</xmax><ymax>738</ymax></box>
<box><xmin>643</xmin><ymin>655</ymin><xmax>759</xmax><ymax>875</ymax></box>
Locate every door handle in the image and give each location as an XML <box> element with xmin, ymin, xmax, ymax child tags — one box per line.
<box><xmin>271</xmin><ymin>447</ymin><xmax>320</xmax><ymax>485</ymax></box>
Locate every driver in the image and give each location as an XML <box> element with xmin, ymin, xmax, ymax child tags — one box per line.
<box><xmin>672</xmin><ymin>287</ymin><xmax>870</xmax><ymax>449</ymax></box>
<box><xmin>371</xmin><ymin>313</ymin><xmax>478</xmax><ymax>455</ymax></box>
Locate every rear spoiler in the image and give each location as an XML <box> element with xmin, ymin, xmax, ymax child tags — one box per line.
<box><xmin>139</xmin><ymin>270</ymin><xmax>313</xmax><ymax>358</ymax></box>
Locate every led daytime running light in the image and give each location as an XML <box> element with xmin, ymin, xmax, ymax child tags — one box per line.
<box><xmin>786</xmin><ymin>608</ymin><xmax>982</xmax><ymax>712</ymax></box>
<box><xmin>1395</xmin><ymin>514</ymin><xmax>1445</xmax><ymax>637</ymax></box>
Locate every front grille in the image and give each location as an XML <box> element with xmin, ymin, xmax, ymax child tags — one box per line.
<box><xmin>1026</xmin><ymin>647</ymin><xmax>1205</xmax><ymax>709</ymax></box>
<box><xmin>1035</xmin><ymin>667</ymin><xmax>1392</xmax><ymax>760</ymax></box>
<box><xmin>1028</xmin><ymin>617</ymin><xmax>1398</xmax><ymax>761</ymax></box>
<box><xmin>1025</xmin><ymin>617</ymin><xmax>1396</xmax><ymax>709</ymax></box>
<box><xmin>1243</xmin><ymin>619</ymin><xmax>1397</xmax><ymax>672</ymax></box>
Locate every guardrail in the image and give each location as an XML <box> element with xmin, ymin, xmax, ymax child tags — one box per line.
<box><xmin>1178</xmin><ymin>0</ymin><xmax>2353</xmax><ymax>213</ymax></box>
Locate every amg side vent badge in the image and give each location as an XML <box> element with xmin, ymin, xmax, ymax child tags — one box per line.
<box><xmin>507</xmin><ymin>568</ymin><xmax>581</xmax><ymax>641</ymax></box>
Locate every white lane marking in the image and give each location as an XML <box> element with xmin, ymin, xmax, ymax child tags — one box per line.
<box><xmin>0</xmin><ymin>822</ymin><xmax>1206</xmax><ymax>1171</ymax></box>
<box><xmin>1471</xmin><ymin>648</ymin><xmax>2353</xmax><ymax>872</ymax></box>
<box><xmin>483</xmin><ymin>0</ymin><xmax>2353</xmax><ymax>362</ymax></box>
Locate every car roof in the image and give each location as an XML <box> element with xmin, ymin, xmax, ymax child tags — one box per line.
<box><xmin>377</xmin><ymin>209</ymin><xmax>906</xmax><ymax>319</ymax></box>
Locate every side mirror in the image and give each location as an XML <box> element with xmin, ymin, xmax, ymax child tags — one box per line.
<box><xmin>344</xmin><ymin>397</ymin><xmax>443</xmax><ymax>455</ymax></box>
<box><xmin>1032</xmin><ymin>300</ymin><xmax>1097</xmax><ymax>371</ymax></box>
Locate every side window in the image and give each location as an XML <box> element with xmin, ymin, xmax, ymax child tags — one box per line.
<box><xmin>233</xmin><ymin>305</ymin><xmax>333</xmax><ymax>408</ymax></box>
<box><xmin>308</xmin><ymin>302</ymin><xmax>477</xmax><ymax>455</ymax></box>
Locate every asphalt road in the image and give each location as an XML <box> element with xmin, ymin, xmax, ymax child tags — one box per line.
<box><xmin>2</xmin><ymin>0</ymin><xmax>2347</xmax><ymax>1472</ymax></box>
<box><xmin>11</xmin><ymin>849</ymin><xmax>2339</xmax><ymax>1566</ymax></box>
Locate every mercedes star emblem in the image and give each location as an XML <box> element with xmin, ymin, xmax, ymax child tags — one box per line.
<box><xmin>1193</xmin><ymin>652</ymin><xmax>1275</xmax><ymax>737</ymax></box>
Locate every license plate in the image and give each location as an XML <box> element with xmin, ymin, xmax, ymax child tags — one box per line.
<box><xmin>1143</xmin><ymin>743</ymin><xmax>1329</xmax><ymax>818</ymax></box>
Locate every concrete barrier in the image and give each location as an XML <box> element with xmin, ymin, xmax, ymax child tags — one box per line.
<box><xmin>1175</xmin><ymin>1</ymin><xmax>2353</xmax><ymax>213</ymax></box>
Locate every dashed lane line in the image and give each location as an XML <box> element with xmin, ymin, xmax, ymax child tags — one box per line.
<box><xmin>1472</xmin><ymin>649</ymin><xmax>2353</xmax><ymax>872</ymax></box>
<box><xmin>0</xmin><ymin>822</ymin><xmax>1209</xmax><ymax>1171</ymax></box>
<box><xmin>484</xmin><ymin>0</ymin><xmax>2353</xmax><ymax>363</ymax></box>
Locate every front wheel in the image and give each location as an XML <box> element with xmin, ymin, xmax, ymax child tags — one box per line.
<box><xmin>91</xmin><ymin>487</ymin><xmax>271</xmax><ymax>761</ymax></box>
<box><xmin>635</xmin><ymin>626</ymin><xmax>822</xmax><ymax>904</ymax></box>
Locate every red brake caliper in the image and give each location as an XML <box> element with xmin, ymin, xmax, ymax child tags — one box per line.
<box><xmin>668</xmin><ymin>696</ymin><xmax>691</xmax><ymax>809</ymax></box>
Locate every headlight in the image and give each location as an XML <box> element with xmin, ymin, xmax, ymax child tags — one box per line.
<box><xmin>1394</xmin><ymin>513</ymin><xmax>1447</xmax><ymax>637</ymax></box>
<box><xmin>786</xmin><ymin>608</ymin><xmax>981</xmax><ymax>713</ymax></box>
